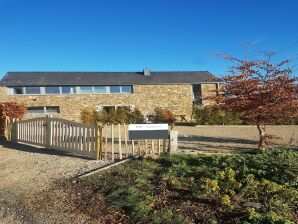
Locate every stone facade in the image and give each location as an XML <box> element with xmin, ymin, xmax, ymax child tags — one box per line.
<box><xmin>0</xmin><ymin>83</ymin><xmax>218</xmax><ymax>122</ymax></box>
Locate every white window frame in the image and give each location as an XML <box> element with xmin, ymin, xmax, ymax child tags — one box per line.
<box><xmin>7</xmin><ymin>85</ymin><xmax>133</xmax><ymax>95</ymax></box>
<box><xmin>27</xmin><ymin>106</ymin><xmax>60</xmax><ymax>115</ymax></box>
<box><xmin>27</xmin><ymin>106</ymin><xmax>47</xmax><ymax>114</ymax></box>
<box><xmin>43</xmin><ymin>86</ymin><xmax>61</xmax><ymax>95</ymax></box>
<box><xmin>45</xmin><ymin>106</ymin><xmax>60</xmax><ymax>114</ymax></box>
<box><xmin>7</xmin><ymin>88</ymin><xmax>14</xmax><ymax>95</ymax></box>
<box><xmin>24</xmin><ymin>86</ymin><xmax>41</xmax><ymax>95</ymax></box>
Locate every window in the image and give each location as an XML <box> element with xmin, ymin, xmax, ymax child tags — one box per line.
<box><xmin>45</xmin><ymin>86</ymin><xmax>60</xmax><ymax>94</ymax></box>
<box><xmin>80</xmin><ymin>86</ymin><xmax>93</xmax><ymax>94</ymax></box>
<box><xmin>121</xmin><ymin>86</ymin><xmax>133</xmax><ymax>93</ymax></box>
<box><xmin>45</xmin><ymin>106</ymin><xmax>60</xmax><ymax>114</ymax></box>
<box><xmin>100</xmin><ymin>105</ymin><xmax>134</xmax><ymax>112</ymax></box>
<box><xmin>62</xmin><ymin>86</ymin><xmax>74</xmax><ymax>94</ymax></box>
<box><xmin>15</xmin><ymin>87</ymin><xmax>24</xmax><ymax>94</ymax></box>
<box><xmin>8</xmin><ymin>87</ymin><xmax>23</xmax><ymax>95</ymax></box>
<box><xmin>110</xmin><ymin>86</ymin><xmax>121</xmax><ymax>93</ymax></box>
<box><xmin>9</xmin><ymin>85</ymin><xmax>133</xmax><ymax>95</ymax></box>
<box><xmin>27</xmin><ymin>107</ymin><xmax>45</xmax><ymax>114</ymax></box>
<box><xmin>27</xmin><ymin>106</ymin><xmax>60</xmax><ymax>114</ymax></box>
<box><xmin>94</xmin><ymin>86</ymin><xmax>106</xmax><ymax>93</ymax></box>
<box><xmin>25</xmin><ymin>87</ymin><xmax>41</xmax><ymax>94</ymax></box>
<box><xmin>192</xmin><ymin>84</ymin><xmax>202</xmax><ymax>105</ymax></box>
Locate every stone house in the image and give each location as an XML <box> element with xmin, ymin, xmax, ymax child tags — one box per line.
<box><xmin>0</xmin><ymin>69</ymin><xmax>222</xmax><ymax>122</ymax></box>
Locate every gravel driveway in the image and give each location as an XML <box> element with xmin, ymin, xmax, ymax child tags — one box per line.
<box><xmin>0</xmin><ymin>140</ymin><xmax>109</xmax><ymax>224</ymax></box>
<box><xmin>176</xmin><ymin>125</ymin><xmax>298</xmax><ymax>154</ymax></box>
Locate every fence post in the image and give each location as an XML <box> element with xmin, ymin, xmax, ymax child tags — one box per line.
<box><xmin>3</xmin><ymin>116</ymin><xmax>10</xmax><ymax>140</ymax></box>
<box><xmin>11</xmin><ymin>119</ymin><xmax>18</xmax><ymax>142</ymax></box>
<box><xmin>169</xmin><ymin>130</ymin><xmax>178</xmax><ymax>154</ymax></box>
<box><xmin>104</xmin><ymin>126</ymin><xmax>108</xmax><ymax>160</ymax></box>
<box><xmin>96</xmin><ymin>122</ymin><xmax>103</xmax><ymax>160</ymax></box>
<box><xmin>124</xmin><ymin>124</ymin><xmax>128</xmax><ymax>157</ymax></box>
<box><xmin>45</xmin><ymin>116</ymin><xmax>52</xmax><ymax>148</ymax></box>
<box><xmin>118</xmin><ymin>124</ymin><xmax>122</xmax><ymax>159</ymax></box>
<box><xmin>111</xmin><ymin>124</ymin><xmax>114</xmax><ymax>161</ymax></box>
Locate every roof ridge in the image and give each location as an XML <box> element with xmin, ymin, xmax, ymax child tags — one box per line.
<box><xmin>6</xmin><ymin>70</ymin><xmax>210</xmax><ymax>73</ymax></box>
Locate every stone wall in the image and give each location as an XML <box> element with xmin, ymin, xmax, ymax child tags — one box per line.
<box><xmin>0</xmin><ymin>84</ymin><xmax>194</xmax><ymax>122</ymax></box>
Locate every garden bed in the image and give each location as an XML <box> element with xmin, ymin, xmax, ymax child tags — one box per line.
<box><xmin>58</xmin><ymin>148</ymin><xmax>298</xmax><ymax>223</ymax></box>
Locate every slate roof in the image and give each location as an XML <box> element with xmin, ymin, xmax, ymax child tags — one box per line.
<box><xmin>0</xmin><ymin>71</ymin><xmax>222</xmax><ymax>86</ymax></box>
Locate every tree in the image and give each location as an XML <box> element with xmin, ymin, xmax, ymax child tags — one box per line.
<box><xmin>0</xmin><ymin>102</ymin><xmax>27</xmax><ymax>119</ymax></box>
<box><xmin>212</xmin><ymin>51</ymin><xmax>298</xmax><ymax>150</ymax></box>
<box><xmin>0</xmin><ymin>102</ymin><xmax>27</xmax><ymax>140</ymax></box>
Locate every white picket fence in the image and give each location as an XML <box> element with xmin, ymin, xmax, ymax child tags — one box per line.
<box><xmin>12</xmin><ymin>117</ymin><xmax>98</xmax><ymax>158</ymax></box>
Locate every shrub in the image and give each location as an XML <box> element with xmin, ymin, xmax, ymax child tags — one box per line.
<box><xmin>80</xmin><ymin>108</ymin><xmax>96</xmax><ymax>124</ymax></box>
<box><xmin>128</xmin><ymin>108</ymin><xmax>144</xmax><ymax>124</ymax></box>
<box><xmin>82</xmin><ymin>107</ymin><xmax>144</xmax><ymax>125</ymax></box>
<box><xmin>193</xmin><ymin>106</ymin><xmax>298</xmax><ymax>125</ymax></box>
<box><xmin>193</xmin><ymin>106</ymin><xmax>243</xmax><ymax>125</ymax></box>
<box><xmin>153</xmin><ymin>108</ymin><xmax>176</xmax><ymax>124</ymax></box>
<box><xmin>242</xmin><ymin>209</ymin><xmax>294</xmax><ymax>224</ymax></box>
<box><xmin>273</xmin><ymin>118</ymin><xmax>298</xmax><ymax>125</ymax></box>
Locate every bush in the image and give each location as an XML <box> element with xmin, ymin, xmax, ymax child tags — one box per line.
<box><xmin>128</xmin><ymin>108</ymin><xmax>144</xmax><ymax>124</ymax></box>
<box><xmin>242</xmin><ymin>209</ymin><xmax>295</xmax><ymax>224</ymax></box>
<box><xmin>193</xmin><ymin>106</ymin><xmax>298</xmax><ymax>125</ymax></box>
<box><xmin>81</xmin><ymin>107</ymin><xmax>144</xmax><ymax>125</ymax></box>
<box><xmin>153</xmin><ymin>108</ymin><xmax>176</xmax><ymax>124</ymax></box>
<box><xmin>175</xmin><ymin>121</ymin><xmax>197</xmax><ymax>126</ymax></box>
<box><xmin>80</xmin><ymin>108</ymin><xmax>97</xmax><ymax>124</ymax></box>
<box><xmin>193</xmin><ymin>106</ymin><xmax>242</xmax><ymax>125</ymax></box>
<box><xmin>273</xmin><ymin>118</ymin><xmax>298</xmax><ymax>125</ymax></box>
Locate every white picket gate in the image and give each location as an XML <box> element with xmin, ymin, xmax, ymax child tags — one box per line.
<box><xmin>12</xmin><ymin>117</ymin><xmax>98</xmax><ymax>158</ymax></box>
<box><xmin>11</xmin><ymin>117</ymin><xmax>173</xmax><ymax>160</ymax></box>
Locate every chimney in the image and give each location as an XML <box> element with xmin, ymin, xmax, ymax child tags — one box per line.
<box><xmin>143</xmin><ymin>68</ymin><xmax>151</xmax><ymax>76</ymax></box>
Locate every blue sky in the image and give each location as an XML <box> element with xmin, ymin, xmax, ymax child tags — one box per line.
<box><xmin>0</xmin><ymin>0</ymin><xmax>298</xmax><ymax>78</ymax></box>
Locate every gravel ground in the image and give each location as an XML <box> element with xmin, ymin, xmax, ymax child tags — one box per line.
<box><xmin>0</xmin><ymin>140</ymin><xmax>110</xmax><ymax>224</ymax></box>
<box><xmin>176</xmin><ymin>125</ymin><xmax>298</xmax><ymax>154</ymax></box>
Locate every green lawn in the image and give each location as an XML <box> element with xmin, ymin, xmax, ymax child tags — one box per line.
<box><xmin>65</xmin><ymin>148</ymin><xmax>298</xmax><ymax>224</ymax></box>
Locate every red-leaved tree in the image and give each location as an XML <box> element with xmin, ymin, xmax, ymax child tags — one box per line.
<box><xmin>213</xmin><ymin>51</ymin><xmax>298</xmax><ymax>150</ymax></box>
<box><xmin>0</xmin><ymin>102</ymin><xmax>27</xmax><ymax>140</ymax></box>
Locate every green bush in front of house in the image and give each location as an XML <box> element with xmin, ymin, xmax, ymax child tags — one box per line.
<box><xmin>80</xmin><ymin>107</ymin><xmax>97</xmax><ymax>124</ymax></box>
<box><xmin>193</xmin><ymin>106</ymin><xmax>243</xmax><ymax>125</ymax></box>
<box><xmin>81</xmin><ymin>107</ymin><xmax>144</xmax><ymax>125</ymax></box>
<box><xmin>95</xmin><ymin>107</ymin><xmax>144</xmax><ymax>124</ymax></box>
<box><xmin>193</xmin><ymin>106</ymin><xmax>298</xmax><ymax>125</ymax></box>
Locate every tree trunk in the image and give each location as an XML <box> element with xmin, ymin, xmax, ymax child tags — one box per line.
<box><xmin>256</xmin><ymin>123</ymin><xmax>266</xmax><ymax>150</ymax></box>
<box><xmin>170</xmin><ymin>122</ymin><xmax>175</xmax><ymax>130</ymax></box>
